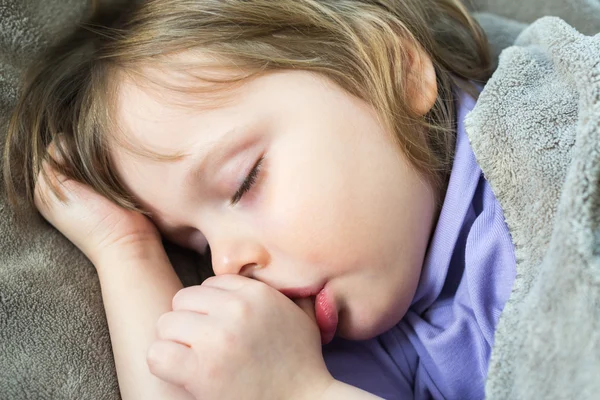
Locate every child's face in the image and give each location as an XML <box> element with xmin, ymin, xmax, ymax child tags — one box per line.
<box><xmin>112</xmin><ymin>67</ymin><xmax>437</xmax><ymax>341</ymax></box>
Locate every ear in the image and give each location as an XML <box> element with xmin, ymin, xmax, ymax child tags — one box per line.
<box><xmin>405</xmin><ymin>41</ymin><xmax>438</xmax><ymax>116</ymax></box>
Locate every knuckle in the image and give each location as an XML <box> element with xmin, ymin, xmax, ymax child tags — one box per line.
<box><xmin>212</xmin><ymin>329</ymin><xmax>250</xmax><ymax>363</ymax></box>
<box><xmin>244</xmin><ymin>280</ymin><xmax>272</xmax><ymax>302</ymax></box>
<box><xmin>219</xmin><ymin>329</ymin><xmax>239</xmax><ymax>348</ymax></box>
<box><xmin>171</xmin><ymin>288</ymin><xmax>188</xmax><ymax>310</ymax></box>
<box><xmin>146</xmin><ymin>343</ymin><xmax>163</xmax><ymax>372</ymax></box>
<box><xmin>204</xmin><ymin>361</ymin><xmax>224</xmax><ymax>383</ymax></box>
<box><xmin>202</xmin><ymin>275</ymin><xmax>219</xmax><ymax>286</ymax></box>
<box><xmin>155</xmin><ymin>313</ymin><xmax>172</xmax><ymax>338</ymax></box>
<box><xmin>225</xmin><ymin>296</ymin><xmax>252</xmax><ymax>320</ymax></box>
<box><xmin>172</xmin><ymin>286</ymin><xmax>203</xmax><ymax>310</ymax></box>
<box><xmin>146</xmin><ymin>342</ymin><xmax>179</xmax><ymax>378</ymax></box>
<box><xmin>250</xmin><ymin>280</ymin><xmax>270</xmax><ymax>296</ymax></box>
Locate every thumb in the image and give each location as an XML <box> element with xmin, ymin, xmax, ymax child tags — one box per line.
<box><xmin>294</xmin><ymin>297</ymin><xmax>317</xmax><ymax>324</ymax></box>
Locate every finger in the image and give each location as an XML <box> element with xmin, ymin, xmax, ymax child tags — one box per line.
<box><xmin>37</xmin><ymin>138</ymin><xmax>70</xmax><ymax>198</ymax></box>
<box><xmin>201</xmin><ymin>274</ymin><xmax>256</xmax><ymax>291</ymax></box>
<box><xmin>35</xmin><ymin>135</ymin><xmax>88</xmax><ymax>208</ymax></box>
<box><xmin>294</xmin><ymin>297</ymin><xmax>317</xmax><ymax>324</ymax></box>
<box><xmin>34</xmin><ymin>142</ymin><xmax>85</xmax><ymax>214</ymax></box>
<box><xmin>172</xmin><ymin>285</ymin><xmax>231</xmax><ymax>313</ymax></box>
<box><xmin>46</xmin><ymin>138</ymin><xmax>66</xmax><ymax>163</ymax></box>
<box><xmin>156</xmin><ymin>310</ymin><xmax>211</xmax><ymax>346</ymax></box>
<box><xmin>147</xmin><ymin>339</ymin><xmax>197</xmax><ymax>387</ymax></box>
<box><xmin>34</xmin><ymin>160</ymin><xmax>68</xmax><ymax>210</ymax></box>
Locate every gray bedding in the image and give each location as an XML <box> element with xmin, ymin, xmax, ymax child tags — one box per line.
<box><xmin>466</xmin><ymin>15</ymin><xmax>600</xmax><ymax>399</ymax></box>
<box><xmin>1</xmin><ymin>0</ymin><xmax>599</xmax><ymax>398</ymax></box>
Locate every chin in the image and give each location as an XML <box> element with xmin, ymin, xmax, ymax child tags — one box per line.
<box><xmin>337</xmin><ymin>305</ymin><xmax>407</xmax><ymax>341</ymax></box>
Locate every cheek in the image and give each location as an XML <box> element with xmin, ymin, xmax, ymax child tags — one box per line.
<box><xmin>259</xmin><ymin>155</ymin><xmax>374</xmax><ymax>271</ymax></box>
<box><xmin>179</xmin><ymin>229</ymin><xmax>208</xmax><ymax>253</ymax></box>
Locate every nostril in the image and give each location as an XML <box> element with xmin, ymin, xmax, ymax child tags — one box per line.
<box><xmin>239</xmin><ymin>263</ymin><xmax>262</xmax><ymax>277</ymax></box>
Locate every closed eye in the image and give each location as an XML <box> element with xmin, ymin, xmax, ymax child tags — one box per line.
<box><xmin>230</xmin><ymin>156</ymin><xmax>264</xmax><ymax>205</ymax></box>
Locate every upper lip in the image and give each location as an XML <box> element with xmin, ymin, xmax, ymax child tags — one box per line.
<box><xmin>278</xmin><ymin>282</ymin><xmax>325</xmax><ymax>299</ymax></box>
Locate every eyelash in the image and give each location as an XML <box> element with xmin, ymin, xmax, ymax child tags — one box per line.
<box><xmin>231</xmin><ymin>156</ymin><xmax>264</xmax><ymax>205</ymax></box>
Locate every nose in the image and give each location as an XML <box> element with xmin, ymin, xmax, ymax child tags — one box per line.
<box><xmin>208</xmin><ymin>234</ymin><xmax>270</xmax><ymax>277</ymax></box>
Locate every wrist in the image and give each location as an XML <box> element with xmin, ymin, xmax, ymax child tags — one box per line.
<box><xmin>92</xmin><ymin>237</ymin><xmax>168</xmax><ymax>271</ymax></box>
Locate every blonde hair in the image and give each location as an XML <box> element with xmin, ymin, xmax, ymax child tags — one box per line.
<box><xmin>3</xmin><ymin>0</ymin><xmax>491</xmax><ymax>214</ymax></box>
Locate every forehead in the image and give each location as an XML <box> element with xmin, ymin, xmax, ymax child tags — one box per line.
<box><xmin>112</xmin><ymin>54</ymin><xmax>254</xmax><ymax>157</ymax></box>
<box><xmin>115</xmin><ymin>75</ymin><xmax>195</xmax><ymax>157</ymax></box>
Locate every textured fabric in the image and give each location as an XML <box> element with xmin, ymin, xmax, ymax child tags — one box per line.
<box><xmin>323</xmin><ymin>89</ymin><xmax>517</xmax><ymax>400</ymax></box>
<box><xmin>1</xmin><ymin>0</ymin><xmax>599</xmax><ymax>398</ymax></box>
<box><xmin>464</xmin><ymin>17</ymin><xmax>600</xmax><ymax>400</ymax></box>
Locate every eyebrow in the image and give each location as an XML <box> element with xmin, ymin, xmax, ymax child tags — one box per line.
<box><xmin>182</xmin><ymin>126</ymin><xmax>253</xmax><ymax>188</ymax></box>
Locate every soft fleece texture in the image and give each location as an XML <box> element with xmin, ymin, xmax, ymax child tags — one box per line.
<box><xmin>465</xmin><ymin>16</ymin><xmax>600</xmax><ymax>400</ymax></box>
<box><xmin>0</xmin><ymin>0</ymin><xmax>599</xmax><ymax>398</ymax></box>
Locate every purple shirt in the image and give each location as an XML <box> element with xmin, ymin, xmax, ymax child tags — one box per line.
<box><xmin>322</xmin><ymin>89</ymin><xmax>517</xmax><ymax>399</ymax></box>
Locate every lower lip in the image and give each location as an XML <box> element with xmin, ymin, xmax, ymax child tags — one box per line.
<box><xmin>314</xmin><ymin>286</ymin><xmax>338</xmax><ymax>345</ymax></box>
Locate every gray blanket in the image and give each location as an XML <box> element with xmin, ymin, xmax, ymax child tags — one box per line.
<box><xmin>0</xmin><ymin>1</ymin><xmax>599</xmax><ymax>399</ymax></box>
<box><xmin>465</xmin><ymin>16</ymin><xmax>600</xmax><ymax>399</ymax></box>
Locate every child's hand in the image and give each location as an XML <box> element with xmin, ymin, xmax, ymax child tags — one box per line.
<box><xmin>34</xmin><ymin>143</ymin><xmax>161</xmax><ymax>266</ymax></box>
<box><xmin>147</xmin><ymin>274</ymin><xmax>335</xmax><ymax>400</ymax></box>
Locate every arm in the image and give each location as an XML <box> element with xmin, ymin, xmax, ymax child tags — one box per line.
<box><xmin>100</xmin><ymin>246</ymin><xmax>383</xmax><ymax>400</ymax></box>
<box><xmin>32</xmin><ymin>147</ymin><xmax>194</xmax><ymax>399</ymax></box>
<box><xmin>96</xmin><ymin>243</ymin><xmax>195</xmax><ymax>400</ymax></box>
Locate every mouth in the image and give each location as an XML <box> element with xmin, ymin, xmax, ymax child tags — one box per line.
<box><xmin>280</xmin><ymin>283</ymin><xmax>338</xmax><ymax>345</ymax></box>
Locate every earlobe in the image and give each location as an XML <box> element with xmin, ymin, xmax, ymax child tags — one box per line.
<box><xmin>405</xmin><ymin>42</ymin><xmax>438</xmax><ymax>116</ymax></box>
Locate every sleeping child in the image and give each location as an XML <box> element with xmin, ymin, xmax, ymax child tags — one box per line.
<box><xmin>3</xmin><ymin>1</ymin><xmax>517</xmax><ymax>399</ymax></box>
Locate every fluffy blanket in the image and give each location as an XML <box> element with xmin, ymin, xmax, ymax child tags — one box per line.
<box><xmin>0</xmin><ymin>0</ymin><xmax>598</xmax><ymax>398</ymax></box>
<box><xmin>465</xmin><ymin>15</ymin><xmax>600</xmax><ymax>399</ymax></box>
